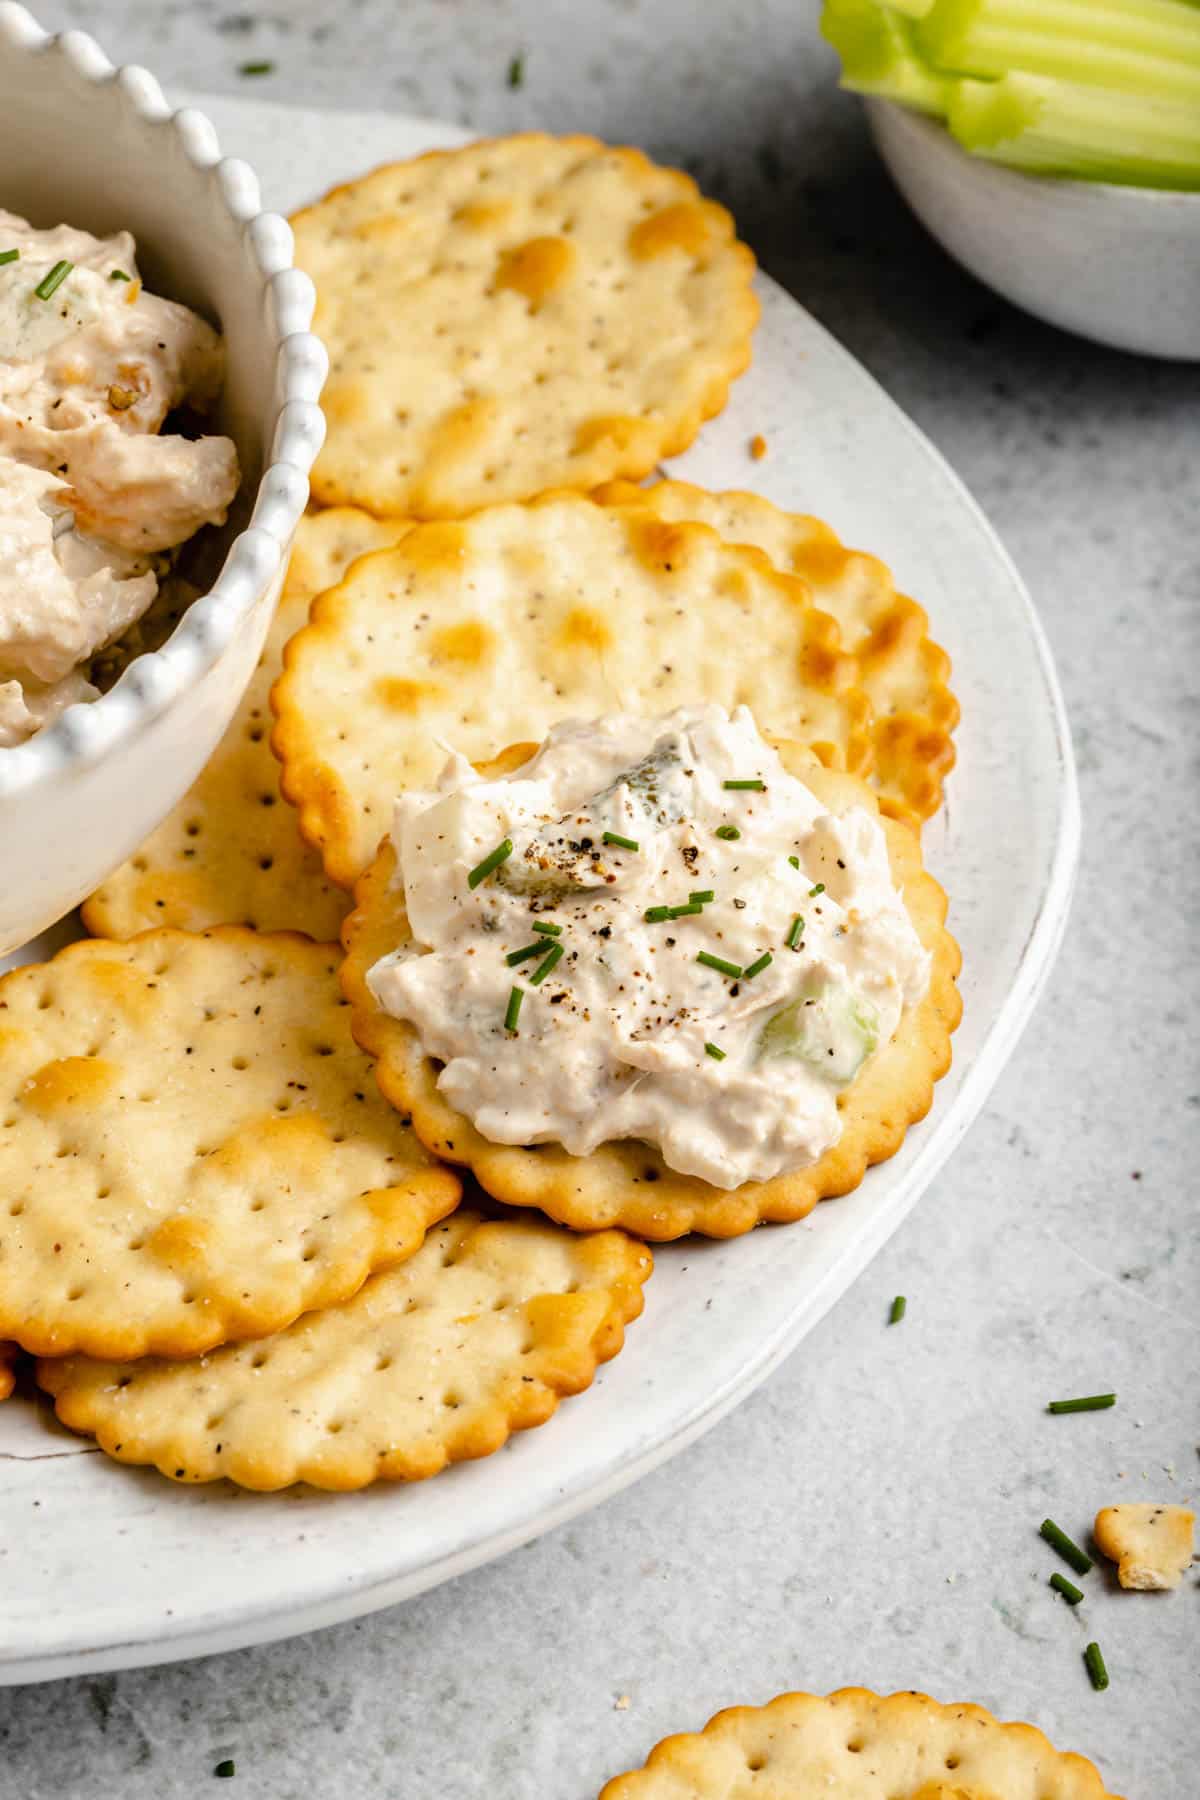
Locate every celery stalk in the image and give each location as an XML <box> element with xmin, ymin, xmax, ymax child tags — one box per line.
<box><xmin>881</xmin><ymin>0</ymin><xmax>938</xmax><ymax>18</ymax></box>
<box><xmin>949</xmin><ymin>72</ymin><xmax>1200</xmax><ymax>187</ymax></box>
<box><xmin>918</xmin><ymin>0</ymin><xmax>1200</xmax><ymax>103</ymax></box>
<box><xmin>821</xmin><ymin>0</ymin><xmax>951</xmax><ymax>115</ymax></box>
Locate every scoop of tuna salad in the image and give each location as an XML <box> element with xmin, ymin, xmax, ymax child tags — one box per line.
<box><xmin>367</xmin><ymin>704</ymin><xmax>931</xmax><ymax>1189</ymax></box>
<box><xmin>0</xmin><ymin>210</ymin><xmax>240</xmax><ymax>747</ymax></box>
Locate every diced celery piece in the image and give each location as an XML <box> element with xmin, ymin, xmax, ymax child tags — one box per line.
<box><xmin>948</xmin><ymin>71</ymin><xmax>1200</xmax><ymax>187</ymax></box>
<box><xmin>883</xmin><ymin>0</ymin><xmax>938</xmax><ymax>18</ymax></box>
<box><xmin>821</xmin><ymin>0</ymin><xmax>952</xmax><ymax>116</ymax></box>
<box><xmin>759</xmin><ymin>972</ymin><xmax>880</xmax><ymax>1087</ymax></box>
<box><xmin>918</xmin><ymin>0</ymin><xmax>1200</xmax><ymax>103</ymax></box>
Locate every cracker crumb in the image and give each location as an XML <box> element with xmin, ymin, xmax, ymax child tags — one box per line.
<box><xmin>614</xmin><ymin>1694</ymin><xmax>631</xmax><ymax>1711</ymax></box>
<box><xmin>1095</xmin><ymin>1502</ymin><xmax>1195</xmax><ymax>1590</ymax></box>
<box><xmin>748</xmin><ymin>433</ymin><xmax>768</xmax><ymax>461</ymax></box>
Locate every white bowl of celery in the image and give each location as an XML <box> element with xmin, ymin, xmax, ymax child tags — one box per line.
<box><xmin>822</xmin><ymin>0</ymin><xmax>1200</xmax><ymax>360</ymax></box>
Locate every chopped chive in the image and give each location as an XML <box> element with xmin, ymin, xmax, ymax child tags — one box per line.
<box><xmin>788</xmin><ymin>855</ymin><xmax>800</xmax><ymax>869</ymax></box>
<box><xmin>715</xmin><ymin>825</ymin><xmax>741</xmax><ymax>841</ymax></box>
<box><xmin>505</xmin><ymin>942</ymin><xmax>544</xmax><ymax>967</ymax></box>
<box><xmin>0</xmin><ymin>249</ymin><xmax>19</xmax><ymax>267</ymax></box>
<box><xmin>889</xmin><ymin>1294</ymin><xmax>906</xmax><ymax>1324</ymax></box>
<box><xmin>1050</xmin><ymin>1573</ymin><xmax>1084</xmax><ymax>1606</ymax></box>
<box><xmin>1047</xmin><ymin>1394</ymin><xmax>1116</xmax><ymax>1414</ymax></box>
<box><xmin>1040</xmin><ymin>1518</ymin><xmax>1093</xmax><ymax>1576</ymax></box>
<box><xmin>1084</xmin><ymin>1642</ymin><xmax>1109</xmax><ymax>1692</ymax></box>
<box><xmin>785</xmin><ymin>914</ymin><xmax>804</xmax><ymax>950</ymax></box>
<box><xmin>507</xmin><ymin>52</ymin><xmax>525</xmax><ymax>88</ymax></box>
<box><xmin>689</xmin><ymin>889</ymin><xmax>715</xmax><ymax>904</ymax></box>
<box><xmin>529</xmin><ymin>942</ymin><xmax>564</xmax><ymax>986</ymax></box>
<box><xmin>644</xmin><ymin>905</ymin><xmax>671</xmax><ymax>923</ymax></box>
<box><xmin>667</xmin><ymin>901</ymin><xmax>703</xmax><ymax>919</ymax></box>
<box><xmin>704</xmin><ymin>1041</ymin><xmax>726</xmax><ymax>1061</ymax></box>
<box><xmin>215</xmin><ymin>1761</ymin><xmax>236</xmax><ymax>1780</ymax></box>
<box><xmin>109</xmin><ymin>268</ymin><xmax>132</xmax><ymax>281</ymax></box>
<box><xmin>239</xmin><ymin>60</ymin><xmax>275</xmax><ymax>76</ymax></box>
<box><xmin>532</xmin><ymin>919</ymin><xmax>562</xmax><ymax>936</ymax></box>
<box><xmin>468</xmin><ymin>837</ymin><xmax>513</xmax><ymax>888</ymax></box>
<box><xmin>743</xmin><ymin>951</ymin><xmax>773</xmax><ymax>980</ymax></box>
<box><xmin>809</xmin><ymin>882</ymin><xmax>826</xmax><ymax>897</ymax></box>
<box><xmin>34</xmin><ymin>259</ymin><xmax>72</xmax><ymax>301</ymax></box>
<box><xmin>696</xmin><ymin>951</ymin><xmax>742</xmax><ymax>979</ymax></box>
<box><xmin>723</xmin><ymin>778</ymin><xmax>765</xmax><ymax>791</ymax></box>
<box><xmin>602</xmin><ymin>831</ymin><xmax>639</xmax><ymax>852</ymax></box>
<box><xmin>503</xmin><ymin>986</ymin><xmax>523</xmax><ymax>1033</ymax></box>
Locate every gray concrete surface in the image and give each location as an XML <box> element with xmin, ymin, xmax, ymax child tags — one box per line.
<box><xmin>2</xmin><ymin>3</ymin><xmax>1197</xmax><ymax>1796</ymax></box>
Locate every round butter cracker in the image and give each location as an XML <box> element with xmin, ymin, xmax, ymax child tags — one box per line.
<box><xmin>596</xmin><ymin>479</ymin><xmax>959</xmax><ymax>829</ymax></box>
<box><xmin>0</xmin><ymin>929</ymin><xmax>459</xmax><ymax>1360</ymax></box>
<box><xmin>39</xmin><ymin>1209</ymin><xmax>651</xmax><ymax>1492</ymax></box>
<box><xmin>83</xmin><ymin>508</ymin><xmax>410</xmax><ymax>943</ymax></box>
<box><xmin>272</xmin><ymin>493</ymin><xmax>873</xmax><ymax>889</ymax></box>
<box><xmin>342</xmin><ymin>752</ymin><xmax>961</xmax><ymax>1241</ymax></box>
<box><xmin>291</xmin><ymin>133</ymin><xmax>758</xmax><ymax>517</ymax></box>
<box><xmin>598</xmin><ymin>1689</ymin><xmax>1125</xmax><ymax>1798</ymax></box>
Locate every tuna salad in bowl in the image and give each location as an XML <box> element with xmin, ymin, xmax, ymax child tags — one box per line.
<box><xmin>0</xmin><ymin>210</ymin><xmax>241</xmax><ymax>746</ymax></box>
<box><xmin>0</xmin><ymin>5</ymin><xmax>325</xmax><ymax>953</ymax></box>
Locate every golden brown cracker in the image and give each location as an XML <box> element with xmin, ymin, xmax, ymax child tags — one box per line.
<box><xmin>597</xmin><ymin>1688</ymin><xmax>1125</xmax><ymax>1798</ymax></box>
<box><xmin>1094</xmin><ymin>1502</ymin><xmax>1195</xmax><ymax>1591</ymax></box>
<box><xmin>39</xmin><ymin>1209</ymin><xmax>651</xmax><ymax>1491</ymax></box>
<box><xmin>595</xmin><ymin>479</ymin><xmax>958</xmax><ymax>828</ymax></box>
<box><xmin>0</xmin><ymin>1342</ymin><xmax>15</xmax><ymax>1401</ymax></box>
<box><xmin>272</xmin><ymin>493</ymin><xmax>873</xmax><ymax>889</ymax></box>
<box><xmin>291</xmin><ymin>134</ymin><xmax>758</xmax><ymax>517</ymax></box>
<box><xmin>0</xmin><ymin>929</ymin><xmax>459</xmax><ymax>1360</ymax></box>
<box><xmin>83</xmin><ymin>509</ymin><xmax>410</xmax><ymax>942</ymax></box>
<box><xmin>341</xmin><ymin>752</ymin><xmax>961</xmax><ymax>1241</ymax></box>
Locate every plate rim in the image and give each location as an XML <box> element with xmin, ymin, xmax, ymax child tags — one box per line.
<box><xmin>0</xmin><ymin>98</ymin><xmax>1079</xmax><ymax>1686</ymax></box>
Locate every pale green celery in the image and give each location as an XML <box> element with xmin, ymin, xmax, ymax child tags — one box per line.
<box><xmin>820</xmin><ymin>0</ymin><xmax>952</xmax><ymax>115</ymax></box>
<box><xmin>949</xmin><ymin>73</ymin><xmax>1200</xmax><ymax>187</ymax></box>
<box><xmin>880</xmin><ymin>0</ymin><xmax>938</xmax><ymax>18</ymax></box>
<box><xmin>759</xmin><ymin>974</ymin><xmax>880</xmax><ymax>1087</ymax></box>
<box><xmin>918</xmin><ymin>0</ymin><xmax>1200</xmax><ymax>102</ymax></box>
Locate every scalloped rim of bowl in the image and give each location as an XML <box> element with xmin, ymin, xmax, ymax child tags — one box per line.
<box><xmin>0</xmin><ymin>2</ymin><xmax>328</xmax><ymax>798</ymax></box>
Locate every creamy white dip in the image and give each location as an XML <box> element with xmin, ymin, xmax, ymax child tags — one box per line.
<box><xmin>368</xmin><ymin>705</ymin><xmax>930</xmax><ymax>1188</ymax></box>
<box><xmin>0</xmin><ymin>210</ymin><xmax>240</xmax><ymax>746</ymax></box>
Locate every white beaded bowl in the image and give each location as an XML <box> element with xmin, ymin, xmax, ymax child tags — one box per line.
<box><xmin>0</xmin><ymin>4</ymin><xmax>327</xmax><ymax>953</ymax></box>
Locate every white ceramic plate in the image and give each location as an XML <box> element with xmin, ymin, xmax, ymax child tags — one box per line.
<box><xmin>0</xmin><ymin>95</ymin><xmax>1078</xmax><ymax>1684</ymax></box>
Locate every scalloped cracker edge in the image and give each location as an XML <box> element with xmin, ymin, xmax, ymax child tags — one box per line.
<box><xmin>0</xmin><ymin>928</ymin><xmax>459</xmax><ymax>1360</ymax></box>
<box><xmin>341</xmin><ymin>751</ymin><xmax>961</xmax><ymax>1240</ymax></box>
<box><xmin>596</xmin><ymin>1687</ymin><xmax>1126</xmax><ymax>1798</ymax></box>
<box><xmin>595</xmin><ymin>478</ymin><xmax>959</xmax><ymax>830</ymax></box>
<box><xmin>271</xmin><ymin>492</ymin><xmax>874</xmax><ymax>888</ymax></box>
<box><xmin>291</xmin><ymin>133</ymin><xmax>758</xmax><ymax>517</ymax></box>
<box><xmin>39</xmin><ymin>1209</ymin><xmax>651</xmax><ymax>1492</ymax></box>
